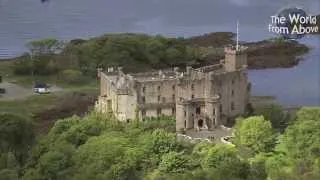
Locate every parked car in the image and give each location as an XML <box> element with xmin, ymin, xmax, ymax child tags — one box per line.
<box><xmin>34</xmin><ymin>81</ymin><xmax>51</xmax><ymax>94</ymax></box>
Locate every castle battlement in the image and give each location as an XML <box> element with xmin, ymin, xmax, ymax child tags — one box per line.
<box><xmin>224</xmin><ymin>45</ymin><xmax>248</xmax><ymax>54</ymax></box>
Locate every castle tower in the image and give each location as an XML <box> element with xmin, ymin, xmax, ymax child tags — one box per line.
<box><xmin>224</xmin><ymin>20</ymin><xmax>248</xmax><ymax>72</ymax></box>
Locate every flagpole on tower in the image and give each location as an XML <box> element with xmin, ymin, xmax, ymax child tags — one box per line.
<box><xmin>236</xmin><ymin>19</ymin><xmax>239</xmax><ymax>51</ymax></box>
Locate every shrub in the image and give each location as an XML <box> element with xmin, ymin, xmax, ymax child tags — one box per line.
<box><xmin>60</xmin><ymin>69</ymin><xmax>83</xmax><ymax>84</ymax></box>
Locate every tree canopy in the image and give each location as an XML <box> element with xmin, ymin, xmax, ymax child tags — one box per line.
<box><xmin>1</xmin><ymin>107</ymin><xmax>319</xmax><ymax>179</ymax></box>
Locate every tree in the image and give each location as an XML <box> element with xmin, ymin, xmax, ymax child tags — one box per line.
<box><xmin>254</xmin><ymin>104</ymin><xmax>290</xmax><ymax>131</ymax></box>
<box><xmin>202</xmin><ymin>144</ymin><xmax>249</xmax><ymax>180</ymax></box>
<box><xmin>234</xmin><ymin>116</ymin><xmax>276</xmax><ymax>153</ymax></box>
<box><xmin>0</xmin><ymin>169</ymin><xmax>19</xmax><ymax>180</ymax></box>
<box><xmin>265</xmin><ymin>119</ymin><xmax>320</xmax><ymax>179</ymax></box>
<box><xmin>60</xmin><ymin>69</ymin><xmax>84</xmax><ymax>84</ymax></box>
<box><xmin>147</xmin><ymin>129</ymin><xmax>179</xmax><ymax>156</ymax></box>
<box><xmin>248</xmin><ymin>153</ymin><xmax>269</xmax><ymax>180</ymax></box>
<box><xmin>276</xmin><ymin>120</ymin><xmax>320</xmax><ymax>160</ymax></box>
<box><xmin>296</xmin><ymin>107</ymin><xmax>320</xmax><ymax>121</ymax></box>
<box><xmin>27</xmin><ymin>38</ymin><xmax>64</xmax><ymax>56</ymax></box>
<box><xmin>158</xmin><ymin>152</ymin><xmax>189</xmax><ymax>173</ymax></box>
<box><xmin>0</xmin><ymin>113</ymin><xmax>35</xmax><ymax>166</ymax></box>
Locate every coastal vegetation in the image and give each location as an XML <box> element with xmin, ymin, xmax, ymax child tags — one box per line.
<box><xmin>0</xmin><ymin>32</ymin><xmax>310</xmax><ymax>85</ymax></box>
<box><xmin>0</xmin><ymin>107</ymin><xmax>319</xmax><ymax>180</ymax></box>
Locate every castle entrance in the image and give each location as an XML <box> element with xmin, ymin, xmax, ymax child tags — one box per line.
<box><xmin>198</xmin><ymin>119</ymin><xmax>204</xmax><ymax>128</ymax></box>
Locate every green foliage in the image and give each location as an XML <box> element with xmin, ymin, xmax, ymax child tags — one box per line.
<box><xmin>13</xmin><ymin>57</ymin><xmax>33</xmax><ymax>75</ymax></box>
<box><xmin>277</xmin><ymin>120</ymin><xmax>320</xmax><ymax>160</ymax></box>
<box><xmin>234</xmin><ymin>116</ymin><xmax>276</xmax><ymax>153</ymax></box>
<box><xmin>0</xmin><ymin>169</ymin><xmax>19</xmax><ymax>180</ymax></box>
<box><xmin>10</xmin><ymin>106</ymin><xmax>320</xmax><ymax>179</ymax></box>
<box><xmin>202</xmin><ymin>144</ymin><xmax>238</xmax><ymax>169</ymax></box>
<box><xmin>265</xmin><ymin>115</ymin><xmax>320</xmax><ymax>179</ymax></box>
<box><xmin>254</xmin><ymin>104</ymin><xmax>291</xmax><ymax>131</ymax></box>
<box><xmin>141</xmin><ymin>116</ymin><xmax>176</xmax><ymax>132</ymax></box>
<box><xmin>60</xmin><ymin>69</ymin><xmax>84</xmax><ymax>84</ymax></box>
<box><xmin>13</xmin><ymin>54</ymin><xmax>58</xmax><ymax>75</ymax></box>
<box><xmin>248</xmin><ymin>153</ymin><xmax>270</xmax><ymax>180</ymax></box>
<box><xmin>27</xmin><ymin>38</ymin><xmax>64</xmax><ymax>55</ymax></box>
<box><xmin>148</xmin><ymin>129</ymin><xmax>179</xmax><ymax>156</ymax></box>
<box><xmin>64</xmin><ymin>34</ymin><xmax>201</xmax><ymax>76</ymax></box>
<box><xmin>202</xmin><ymin>144</ymin><xmax>249</xmax><ymax>180</ymax></box>
<box><xmin>158</xmin><ymin>152</ymin><xmax>189</xmax><ymax>173</ymax></box>
<box><xmin>0</xmin><ymin>113</ymin><xmax>35</xmax><ymax>166</ymax></box>
<box><xmin>296</xmin><ymin>107</ymin><xmax>320</xmax><ymax>121</ymax></box>
<box><xmin>0</xmin><ymin>152</ymin><xmax>19</xmax><ymax>170</ymax></box>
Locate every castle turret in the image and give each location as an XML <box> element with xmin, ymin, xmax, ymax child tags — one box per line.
<box><xmin>224</xmin><ymin>45</ymin><xmax>248</xmax><ymax>72</ymax></box>
<box><xmin>224</xmin><ymin>20</ymin><xmax>248</xmax><ymax>72</ymax></box>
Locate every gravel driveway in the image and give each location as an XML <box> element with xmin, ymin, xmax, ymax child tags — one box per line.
<box><xmin>0</xmin><ymin>81</ymin><xmax>63</xmax><ymax>101</ymax></box>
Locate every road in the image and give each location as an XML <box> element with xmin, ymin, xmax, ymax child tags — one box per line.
<box><xmin>0</xmin><ymin>81</ymin><xmax>63</xmax><ymax>101</ymax></box>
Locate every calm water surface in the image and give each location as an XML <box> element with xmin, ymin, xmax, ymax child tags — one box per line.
<box><xmin>0</xmin><ymin>0</ymin><xmax>319</xmax><ymax>106</ymax></box>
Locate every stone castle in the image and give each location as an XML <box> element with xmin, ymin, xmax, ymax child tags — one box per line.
<box><xmin>95</xmin><ymin>45</ymin><xmax>251</xmax><ymax>132</ymax></box>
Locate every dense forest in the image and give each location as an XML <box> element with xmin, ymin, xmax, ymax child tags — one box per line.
<box><xmin>0</xmin><ymin>106</ymin><xmax>319</xmax><ymax>180</ymax></box>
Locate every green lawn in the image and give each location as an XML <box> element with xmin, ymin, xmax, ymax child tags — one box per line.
<box><xmin>0</xmin><ymin>92</ymin><xmax>62</xmax><ymax>117</ymax></box>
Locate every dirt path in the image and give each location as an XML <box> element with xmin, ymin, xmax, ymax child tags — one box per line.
<box><xmin>0</xmin><ymin>81</ymin><xmax>63</xmax><ymax>101</ymax></box>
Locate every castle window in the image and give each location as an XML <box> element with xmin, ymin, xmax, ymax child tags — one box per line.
<box><xmin>213</xmin><ymin>108</ymin><xmax>216</xmax><ymax>115</ymax></box>
<box><xmin>196</xmin><ymin>107</ymin><xmax>201</xmax><ymax>114</ymax></box>
<box><xmin>157</xmin><ymin>108</ymin><xmax>162</xmax><ymax>116</ymax></box>
<box><xmin>158</xmin><ymin>96</ymin><xmax>161</xmax><ymax>102</ymax></box>
<box><xmin>191</xmin><ymin>94</ymin><xmax>194</xmax><ymax>99</ymax></box>
<box><xmin>158</xmin><ymin>86</ymin><xmax>161</xmax><ymax>91</ymax></box>
<box><xmin>172</xmin><ymin>85</ymin><xmax>175</xmax><ymax>90</ymax></box>
<box><xmin>191</xmin><ymin>84</ymin><xmax>195</xmax><ymax>90</ymax></box>
<box><xmin>231</xmin><ymin>102</ymin><xmax>235</xmax><ymax>111</ymax></box>
<box><xmin>232</xmin><ymin>79</ymin><xmax>235</xmax><ymax>85</ymax></box>
<box><xmin>142</xmin><ymin>96</ymin><xmax>146</xmax><ymax>103</ymax></box>
<box><xmin>142</xmin><ymin>86</ymin><xmax>146</xmax><ymax>93</ymax></box>
<box><xmin>184</xmin><ymin>111</ymin><xmax>186</xmax><ymax>117</ymax></box>
<box><xmin>231</xmin><ymin>90</ymin><xmax>234</xmax><ymax>97</ymax></box>
<box><xmin>172</xmin><ymin>108</ymin><xmax>176</xmax><ymax>115</ymax></box>
<box><xmin>172</xmin><ymin>94</ymin><xmax>175</xmax><ymax>101</ymax></box>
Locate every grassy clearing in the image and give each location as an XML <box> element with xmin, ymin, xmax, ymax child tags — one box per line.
<box><xmin>0</xmin><ymin>92</ymin><xmax>62</xmax><ymax>117</ymax></box>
